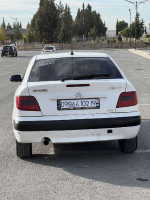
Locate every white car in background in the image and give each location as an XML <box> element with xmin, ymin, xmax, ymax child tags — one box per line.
<box><xmin>10</xmin><ymin>52</ymin><xmax>141</xmax><ymax>158</ymax></box>
<box><xmin>41</xmin><ymin>45</ymin><xmax>56</xmax><ymax>54</ymax></box>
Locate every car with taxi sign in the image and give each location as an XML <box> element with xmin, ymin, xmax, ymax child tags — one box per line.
<box><xmin>10</xmin><ymin>52</ymin><xmax>141</xmax><ymax>158</ymax></box>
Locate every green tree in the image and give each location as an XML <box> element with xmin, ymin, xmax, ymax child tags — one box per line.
<box><xmin>6</xmin><ymin>23</ymin><xmax>12</xmax><ymax>30</ymax></box>
<box><xmin>118</xmin><ymin>34</ymin><xmax>122</xmax><ymax>42</ymax></box>
<box><xmin>59</xmin><ymin>22</ymin><xmax>67</xmax><ymax>42</ymax></box>
<box><xmin>130</xmin><ymin>13</ymin><xmax>144</xmax><ymax>39</ymax></box>
<box><xmin>88</xmin><ymin>26</ymin><xmax>98</xmax><ymax>42</ymax></box>
<box><xmin>57</xmin><ymin>1</ymin><xmax>64</xmax><ymax>41</ymax></box>
<box><xmin>24</xmin><ymin>29</ymin><xmax>35</xmax><ymax>43</ymax></box>
<box><xmin>61</xmin><ymin>5</ymin><xmax>73</xmax><ymax>42</ymax></box>
<box><xmin>29</xmin><ymin>0</ymin><xmax>59</xmax><ymax>43</ymax></box>
<box><xmin>120</xmin><ymin>27</ymin><xmax>130</xmax><ymax>38</ymax></box>
<box><xmin>0</xmin><ymin>28</ymin><xmax>7</xmax><ymax>42</ymax></box>
<box><xmin>72</xmin><ymin>3</ymin><xmax>106</xmax><ymax>39</ymax></box>
<box><xmin>1</xmin><ymin>18</ymin><xmax>6</xmax><ymax>30</ymax></box>
<box><xmin>13</xmin><ymin>22</ymin><xmax>20</xmax><ymax>29</ymax></box>
<box><xmin>145</xmin><ymin>34</ymin><xmax>150</xmax><ymax>38</ymax></box>
<box><xmin>72</xmin><ymin>9</ymin><xmax>83</xmax><ymax>37</ymax></box>
<box><xmin>14</xmin><ymin>28</ymin><xmax>22</xmax><ymax>40</ymax></box>
<box><xmin>19</xmin><ymin>22</ymin><xmax>22</xmax><ymax>28</ymax></box>
<box><xmin>117</xmin><ymin>20</ymin><xmax>128</xmax><ymax>33</ymax></box>
<box><xmin>59</xmin><ymin>4</ymin><xmax>73</xmax><ymax>43</ymax></box>
<box><xmin>26</xmin><ymin>22</ymin><xmax>30</xmax><ymax>29</ymax></box>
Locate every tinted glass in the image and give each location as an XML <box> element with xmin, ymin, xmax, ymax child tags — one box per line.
<box><xmin>44</xmin><ymin>47</ymin><xmax>54</xmax><ymax>50</ymax></box>
<box><xmin>29</xmin><ymin>57</ymin><xmax>123</xmax><ymax>82</ymax></box>
<box><xmin>3</xmin><ymin>46</ymin><xmax>13</xmax><ymax>50</ymax></box>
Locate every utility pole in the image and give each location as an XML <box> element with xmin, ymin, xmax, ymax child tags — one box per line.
<box><xmin>10</xmin><ymin>17</ymin><xmax>18</xmax><ymax>29</ymax></box>
<box><xmin>129</xmin><ymin>9</ymin><xmax>132</xmax><ymax>48</ymax></box>
<box><xmin>10</xmin><ymin>17</ymin><xmax>18</xmax><ymax>24</ymax></box>
<box><xmin>83</xmin><ymin>16</ymin><xmax>85</xmax><ymax>42</ymax></box>
<box><xmin>124</xmin><ymin>0</ymin><xmax>150</xmax><ymax>49</ymax></box>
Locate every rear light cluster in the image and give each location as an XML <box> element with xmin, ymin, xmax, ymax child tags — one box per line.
<box><xmin>16</xmin><ymin>92</ymin><xmax>137</xmax><ymax>111</ymax></box>
<box><xmin>116</xmin><ymin>91</ymin><xmax>138</xmax><ymax>108</ymax></box>
<box><xmin>16</xmin><ymin>96</ymin><xmax>41</xmax><ymax>111</ymax></box>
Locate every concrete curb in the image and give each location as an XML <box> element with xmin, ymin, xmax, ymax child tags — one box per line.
<box><xmin>129</xmin><ymin>49</ymin><xmax>150</xmax><ymax>60</ymax></box>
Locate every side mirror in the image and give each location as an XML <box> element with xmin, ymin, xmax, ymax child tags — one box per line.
<box><xmin>10</xmin><ymin>75</ymin><xmax>22</xmax><ymax>82</ymax></box>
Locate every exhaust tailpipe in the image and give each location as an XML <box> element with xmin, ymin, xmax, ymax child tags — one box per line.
<box><xmin>43</xmin><ymin>138</ymin><xmax>50</xmax><ymax>145</ymax></box>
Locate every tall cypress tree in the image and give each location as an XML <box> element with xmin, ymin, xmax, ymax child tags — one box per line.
<box><xmin>130</xmin><ymin>13</ymin><xmax>145</xmax><ymax>39</ymax></box>
<box><xmin>57</xmin><ymin>1</ymin><xmax>64</xmax><ymax>41</ymax></box>
<box><xmin>1</xmin><ymin>18</ymin><xmax>6</xmax><ymax>30</ymax></box>
<box><xmin>29</xmin><ymin>0</ymin><xmax>59</xmax><ymax>43</ymax></box>
<box><xmin>7</xmin><ymin>23</ymin><xmax>12</xmax><ymax>30</ymax></box>
<box><xmin>59</xmin><ymin>4</ymin><xmax>73</xmax><ymax>43</ymax></box>
<box><xmin>72</xmin><ymin>4</ymin><xmax>106</xmax><ymax>39</ymax></box>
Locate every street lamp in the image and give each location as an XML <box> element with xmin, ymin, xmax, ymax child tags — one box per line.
<box><xmin>125</xmin><ymin>0</ymin><xmax>150</xmax><ymax>49</ymax></box>
<box><xmin>129</xmin><ymin>9</ymin><xmax>132</xmax><ymax>48</ymax></box>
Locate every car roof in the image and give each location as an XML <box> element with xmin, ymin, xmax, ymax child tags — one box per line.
<box><xmin>3</xmin><ymin>45</ymin><xmax>12</xmax><ymax>47</ymax></box>
<box><xmin>36</xmin><ymin>52</ymin><xmax>109</xmax><ymax>60</ymax></box>
<box><xmin>44</xmin><ymin>46</ymin><xmax>55</xmax><ymax>48</ymax></box>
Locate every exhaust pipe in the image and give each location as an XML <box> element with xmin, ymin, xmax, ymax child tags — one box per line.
<box><xmin>43</xmin><ymin>137</ymin><xmax>50</xmax><ymax>145</ymax></box>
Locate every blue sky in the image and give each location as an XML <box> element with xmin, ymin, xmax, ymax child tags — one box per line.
<box><xmin>0</xmin><ymin>0</ymin><xmax>149</xmax><ymax>30</ymax></box>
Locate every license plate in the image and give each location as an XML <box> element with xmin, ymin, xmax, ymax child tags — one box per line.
<box><xmin>57</xmin><ymin>98</ymin><xmax>100</xmax><ymax>110</ymax></box>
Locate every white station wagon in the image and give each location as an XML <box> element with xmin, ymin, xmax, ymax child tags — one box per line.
<box><xmin>10</xmin><ymin>52</ymin><xmax>141</xmax><ymax>158</ymax></box>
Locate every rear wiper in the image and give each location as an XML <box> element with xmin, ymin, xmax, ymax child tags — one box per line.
<box><xmin>61</xmin><ymin>73</ymin><xmax>111</xmax><ymax>82</ymax></box>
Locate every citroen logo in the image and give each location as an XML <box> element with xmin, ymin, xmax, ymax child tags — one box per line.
<box><xmin>75</xmin><ymin>92</ymin><xmax>82</xmax><ymax>99</ymax></box>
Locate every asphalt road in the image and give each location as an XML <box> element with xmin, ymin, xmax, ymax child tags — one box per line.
<box><xmin>0</xmin><ymin>49</ymin><xmax>150</xmax><ymax>200</ymax></box>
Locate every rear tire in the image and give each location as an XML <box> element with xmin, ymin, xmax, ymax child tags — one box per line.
<box><xmin>16</xmin><ymin>140</ymin><xmax>32</xmax><ymax>158</ymax></box>
<box><xmin>119</xmin><ymin>136</ymin><xmax>137</xmax><ymax>153</ymax></box>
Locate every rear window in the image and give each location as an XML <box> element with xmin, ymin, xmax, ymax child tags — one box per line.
<box><xmin>3</xmin><ymin>46</ymin><xmax>13</xmax><ymax>50</ymax></box>
<box><xmin>29</xmin><ymin>57</ymin><xmax>123</xmax><ymax>82</ymax></box>
<box><xmin>44</xmin><ymin>47</ymin><xmax>54</xmax><ymax>50</ymax></box>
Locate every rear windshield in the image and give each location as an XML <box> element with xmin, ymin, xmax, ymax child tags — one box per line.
<box><xmin>44</xmin><ymin>47</ymin><xmax>54</xmax><ymax>50</ymax></box>
<box><xmin>29</xmin><ymin>57</ymin><xmax>123</xmax><ymax>82</ymax></box>
<box><xmin>3</xmin><ymin>46</ymin><xmax>13</xmax><ymax>50</ymax></box>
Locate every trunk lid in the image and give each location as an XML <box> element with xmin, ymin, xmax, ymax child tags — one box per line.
<box><xmin>27</xmin><ymin>79</ymin><xmax>126</xmax><ymax>116</ymax></box>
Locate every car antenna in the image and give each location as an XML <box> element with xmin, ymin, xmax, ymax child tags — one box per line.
<box><xmin>70</xmin><ymin>32</ymin><xmax>74</xmax><ymax>55</ymax></box>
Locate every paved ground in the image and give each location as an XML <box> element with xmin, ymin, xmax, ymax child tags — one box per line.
<box><xmin>0</xmin><ymin>49</ymin><xmax>150</xmax><ymax>200</ymax></box>
<box><xmin>129</xmin><ymin>49</ymin><xmax>150</xmax><ymax>60</ymax></box>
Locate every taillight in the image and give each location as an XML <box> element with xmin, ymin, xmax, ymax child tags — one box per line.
<box><xmin>16</xmin><ymin>96</ymin><xmax>41</xmax><ymax>111</ymax></box>
<box><xmin>116</xmin><ymin>92</ymin><xmax>138</xmax><ymax>108</ymax></box>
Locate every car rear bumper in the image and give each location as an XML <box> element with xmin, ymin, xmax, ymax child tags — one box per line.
<box><xmin>14</xmin><ymin>126</ymin><xmax>140</xmax><ymax>143</ymax></box>
<box><xmin>2</xmin><ymin>52</ymin><xmax>14</xmax><ymax>56</ymax></box>
<box><xmin>13</xmin><ymin>114</ymin><xmax>141</xmax><ymax>143</ymax></box>
<box><xmin>14</xmin><ymin>116</ymin><xmax>141</xmax><ymax>131</ymax></box>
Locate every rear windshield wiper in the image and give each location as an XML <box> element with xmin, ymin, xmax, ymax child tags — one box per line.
<box><xmin>61</xmin><ymin>73</ymin><xmax>111</xmax><ymax>82</ymax></box>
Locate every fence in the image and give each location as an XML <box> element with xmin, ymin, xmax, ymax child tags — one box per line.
<box><xmin>3</xmin><ymin>41</ymin><xmax>147</xmax><ymax>51</ymax></box>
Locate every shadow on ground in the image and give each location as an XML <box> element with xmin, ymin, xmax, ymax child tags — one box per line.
<box><xmin>24</xmin><ymin>120</ymin><xmax>150</xmax><ymax>188</ymax></box>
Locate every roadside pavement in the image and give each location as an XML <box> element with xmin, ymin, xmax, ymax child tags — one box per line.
<box><xmin>129</xmin><ymin>49</ymin><xmax>150</xmax><ymax>60</ymax></box>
